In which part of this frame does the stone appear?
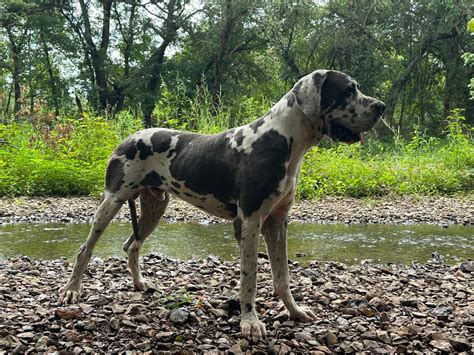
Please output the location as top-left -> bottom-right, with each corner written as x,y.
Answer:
54,307 -> 82,320
228,343 -> 242,354
377,330 -> 391,344
430,340 -> 453,352
16,332 -> 35,339
63,330 -> 81,342
449,337 -> 471,352
326,331 -> 338,346
169,308 -> 189,324
35,335 -> 49,350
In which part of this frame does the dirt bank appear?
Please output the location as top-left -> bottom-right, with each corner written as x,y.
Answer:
0,256 -> 472,353
1,195 -> 473,226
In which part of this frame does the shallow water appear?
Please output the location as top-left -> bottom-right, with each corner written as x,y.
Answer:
0,222 -> 472,264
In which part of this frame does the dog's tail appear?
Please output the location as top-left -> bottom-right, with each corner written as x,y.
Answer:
128,199 -> 139,240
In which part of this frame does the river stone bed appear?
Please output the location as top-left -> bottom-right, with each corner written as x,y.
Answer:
1,196 -> 473,225
1,255 -> 472,353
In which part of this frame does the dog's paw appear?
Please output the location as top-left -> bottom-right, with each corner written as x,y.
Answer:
240,319 -> 266,343
289,306 -> 317,322
134,279 -> 158,293
59,285 -> 80,304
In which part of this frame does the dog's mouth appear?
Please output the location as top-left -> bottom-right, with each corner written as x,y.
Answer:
328,122 -> 365,144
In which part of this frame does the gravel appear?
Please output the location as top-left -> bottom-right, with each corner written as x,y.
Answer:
1,195 -> 473,225
0,255 -> 472,353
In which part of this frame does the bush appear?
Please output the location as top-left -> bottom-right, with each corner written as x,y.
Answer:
0,107 -> 472,198
297,110 -> 473,198
0,113 -> 142,196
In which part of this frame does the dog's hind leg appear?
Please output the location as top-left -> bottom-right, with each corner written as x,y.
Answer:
262,211 -> 317,323
59,193 -> 125,303
126,188 -> 169,291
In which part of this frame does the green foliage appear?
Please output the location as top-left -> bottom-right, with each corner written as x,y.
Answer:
163,291 -> 193,310
297,110 -> 473,199
0,114 -> 142,196
154,78 -> 270,134
1,108 -> 472,198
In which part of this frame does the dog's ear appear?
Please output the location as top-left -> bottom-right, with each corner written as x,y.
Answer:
291,70 -> 327,122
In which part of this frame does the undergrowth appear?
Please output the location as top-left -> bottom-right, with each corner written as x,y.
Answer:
0,101 -> 472,198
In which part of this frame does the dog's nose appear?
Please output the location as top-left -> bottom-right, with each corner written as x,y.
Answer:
373,101 -> 385,115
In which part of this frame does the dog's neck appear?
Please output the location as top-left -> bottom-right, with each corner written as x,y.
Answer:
268,94 -> 325,150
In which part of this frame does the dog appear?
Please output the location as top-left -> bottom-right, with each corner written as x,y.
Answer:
59,69 -> 385,341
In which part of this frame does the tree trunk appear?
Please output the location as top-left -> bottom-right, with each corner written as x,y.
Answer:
40,31 -> 60,116
142,42 -> 170,127
6,27 -> 22,118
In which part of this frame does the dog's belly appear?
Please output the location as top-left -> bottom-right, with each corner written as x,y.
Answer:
171,190 -> 237,220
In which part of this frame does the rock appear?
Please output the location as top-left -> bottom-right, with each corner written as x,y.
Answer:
217,337 -> 230,349
449,337 -> 471,352
430,340 -> 453,352
228,343 -> 242,354
35,335 -> 49,350
16,332 -> 35,340
0,335 -> 21,348
459,261 -> 474,273
341,307 -> 358,316
326,331 -> 338,346
112,303 -> 125,313
109,317 -> 121,330
136,325 -> 151,336
169,308 -> 189,324
358,305 -> 376,317
155,332 -> 174,341
295,331 -> 312,341
379,312 -> 390,323
433,305 -> 451,320
400,298 -> 418,307
54,307 -> 82,320
377,330 -> 391,344
63,330 -> 81,342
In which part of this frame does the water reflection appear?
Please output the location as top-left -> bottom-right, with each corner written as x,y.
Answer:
0,222 -> 472,265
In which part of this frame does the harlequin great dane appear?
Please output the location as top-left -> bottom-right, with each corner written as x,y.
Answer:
59,69 -> 385,341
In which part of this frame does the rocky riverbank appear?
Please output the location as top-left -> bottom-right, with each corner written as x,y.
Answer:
1,195 -> 473,225
1,255 -> 473,353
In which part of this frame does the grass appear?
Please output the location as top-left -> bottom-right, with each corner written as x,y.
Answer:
0,106 -> 472,198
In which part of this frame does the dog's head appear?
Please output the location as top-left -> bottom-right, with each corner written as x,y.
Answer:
292,70 -> 385,143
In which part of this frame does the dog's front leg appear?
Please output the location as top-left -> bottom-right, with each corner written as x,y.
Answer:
262,213 -> 317,322
239,218 -> 266,342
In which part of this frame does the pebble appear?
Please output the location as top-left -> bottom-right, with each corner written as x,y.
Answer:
1,256 -> 472,353
1,196 -> 472,226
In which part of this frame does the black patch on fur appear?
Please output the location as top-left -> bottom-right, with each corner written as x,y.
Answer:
106,158 -> 125,192
312,72 -> 325,90
320,71 -> 353,111
171,187 -> 180,195
169,129 -> 291,218
184,192 -> 193,197
286,92 -> 295,107
167,149 -> 175,158
151,130 -> 172,153
140,171 -> 163,187
245,303 -> 252,313
115,138 -> 137,160
239,130 -> 292,217
233,218 -> 242,241
137,139 -> 153,160
249,118 -> 265,133
329,121 -> 360,143
234,129 -> 244,146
